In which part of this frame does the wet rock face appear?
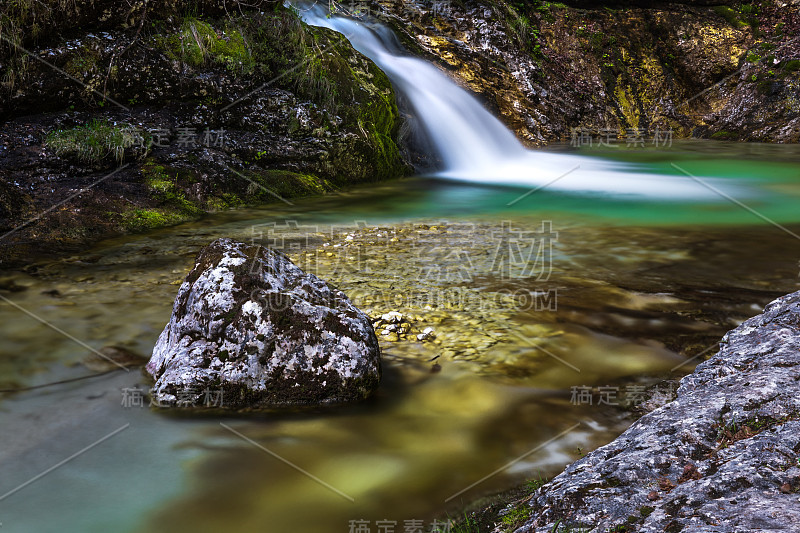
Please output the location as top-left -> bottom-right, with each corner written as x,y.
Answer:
0,5 -> 410,266
146,238 -> 382,408
375,0 -> 799,143
521,290 -> 800,532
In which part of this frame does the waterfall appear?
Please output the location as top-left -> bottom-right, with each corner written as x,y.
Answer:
298,4 -> 733,200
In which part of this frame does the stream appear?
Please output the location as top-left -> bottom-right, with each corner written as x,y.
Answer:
2,6 -> 800,533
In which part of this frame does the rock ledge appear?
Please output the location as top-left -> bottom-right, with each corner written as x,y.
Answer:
521,291 -> 800,532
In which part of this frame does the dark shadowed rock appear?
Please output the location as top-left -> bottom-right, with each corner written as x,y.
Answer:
520,290 -> 800,532
146,238 -> 381,408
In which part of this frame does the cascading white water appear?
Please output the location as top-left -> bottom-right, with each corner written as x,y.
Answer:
298,4 -> 733,200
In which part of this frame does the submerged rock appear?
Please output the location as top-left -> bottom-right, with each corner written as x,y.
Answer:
81,346 -> 148,372
146,238 -> 381,408
519,291 -> 800,532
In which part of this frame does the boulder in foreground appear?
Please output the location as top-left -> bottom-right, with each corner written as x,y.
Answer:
146,238 -> 381,408
520,291 -> 800,532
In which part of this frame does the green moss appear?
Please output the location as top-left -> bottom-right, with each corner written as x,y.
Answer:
121,208 -> 185,232
207,193 -> 243,211
501,505 -> 531,530
712,6 -> 749,29
347,62 -> 404,181
756,79 -> 775,94
64,46 -> 100,78
746,52 -> 761,63
45,119 -> 148,163
141,163 -> 203,216
241,169 -> 331,200
154,7 -> 405,182
711,130 -> 736,140
782,60 -> 800,72
159,16 -> 254,73
613,78 -> 640,129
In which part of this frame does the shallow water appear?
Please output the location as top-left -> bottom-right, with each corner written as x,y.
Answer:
1,144 -> 800,533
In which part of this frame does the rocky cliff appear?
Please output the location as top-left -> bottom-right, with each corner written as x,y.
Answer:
0,0 -> 409,265
372,0 -> 800,144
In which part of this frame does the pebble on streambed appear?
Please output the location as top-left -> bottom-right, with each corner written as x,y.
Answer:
370,310 -> 438,344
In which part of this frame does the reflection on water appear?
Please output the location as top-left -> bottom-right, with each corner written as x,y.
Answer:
1,145 -> 799,533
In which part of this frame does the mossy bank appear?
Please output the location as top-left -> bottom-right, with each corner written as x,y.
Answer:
0,0 -> 409,266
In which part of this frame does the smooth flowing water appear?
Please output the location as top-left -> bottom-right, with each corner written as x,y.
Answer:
1,8 -> 800,533
299,5 -> 745,200
1,143 -> 800,533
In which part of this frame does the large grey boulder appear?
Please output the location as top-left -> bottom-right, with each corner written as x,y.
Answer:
146,238 -> 381,408
520,291 -> 800,533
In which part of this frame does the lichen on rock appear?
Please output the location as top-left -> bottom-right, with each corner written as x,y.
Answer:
517,290 -> 800,532
146,238 -> 382,408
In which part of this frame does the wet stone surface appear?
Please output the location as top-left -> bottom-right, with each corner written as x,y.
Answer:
519,290 -> 800,533
146,238 -> 382,408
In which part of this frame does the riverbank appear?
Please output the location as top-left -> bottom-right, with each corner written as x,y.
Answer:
3,1 -> 799,268
452,290 -> 800,533
0,1 -> 409,267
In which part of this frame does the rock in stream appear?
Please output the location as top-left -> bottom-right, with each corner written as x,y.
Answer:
146,238 -> 381,408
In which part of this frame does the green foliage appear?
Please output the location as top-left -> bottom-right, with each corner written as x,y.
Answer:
241,10 -> 340,109
142,164 -> 203,216
159,16 -> 254,72
153,8 -> 338,106
739,4 -> 757,16
588,31 -> 605,52
121,208 -> 184,231
45,119 -> 148,163
746,52 -> 761,63
0,0 -> 50,59
64,46 -> 100,78
506,6 -> 542,60
501,505 -> 532,530
525,473 -> 549,492
442,513 -> 479,533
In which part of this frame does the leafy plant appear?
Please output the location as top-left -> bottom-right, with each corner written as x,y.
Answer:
525,473 -> 549,492
45,119 -> 148,163
440,512 -> 479,533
